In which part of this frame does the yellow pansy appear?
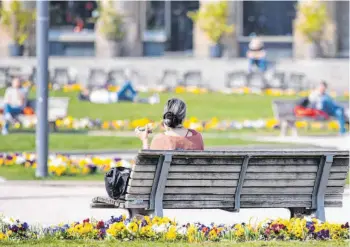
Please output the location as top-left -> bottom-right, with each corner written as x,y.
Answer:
165,226 -> 177,241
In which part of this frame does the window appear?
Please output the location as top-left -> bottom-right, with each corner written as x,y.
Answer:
146,1 -> 165,30
243,1 -> 296,36
49,1 -> 98,30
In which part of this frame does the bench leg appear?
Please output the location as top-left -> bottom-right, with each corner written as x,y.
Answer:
280,120 -> 288,137
315,206 -> 326,222
49,121 -> 58,132
289,207 -> 315,219
291,124 -> 298,137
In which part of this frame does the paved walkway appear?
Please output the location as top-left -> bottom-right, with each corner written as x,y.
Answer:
252,135 -> 349,150
0,183 -> 349,226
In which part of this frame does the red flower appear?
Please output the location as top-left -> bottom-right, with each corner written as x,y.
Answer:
278,224 -> 285,230
96,220 -> 105,229
83,218 -> 90,224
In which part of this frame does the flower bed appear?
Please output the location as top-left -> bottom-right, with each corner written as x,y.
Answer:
0,215 -> 349,242
0,116 -> 343,132
0,153 -> 132,177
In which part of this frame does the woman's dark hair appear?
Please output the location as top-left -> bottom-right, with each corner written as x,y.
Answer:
163,98 -> 186,128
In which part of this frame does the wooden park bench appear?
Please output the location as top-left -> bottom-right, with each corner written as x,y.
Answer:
273,100 -> 349,136
0,97 -> 70,131
91,150 -> 349,221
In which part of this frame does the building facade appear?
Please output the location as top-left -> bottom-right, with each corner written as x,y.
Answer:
0,0 -> 348,58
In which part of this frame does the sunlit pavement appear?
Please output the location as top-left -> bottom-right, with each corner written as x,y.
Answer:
0,183 -> 349,226
252,135 -> 350,150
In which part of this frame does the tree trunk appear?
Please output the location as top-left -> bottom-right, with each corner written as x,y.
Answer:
305,41 -> 323,59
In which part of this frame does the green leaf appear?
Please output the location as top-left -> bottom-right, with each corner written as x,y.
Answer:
0,0 -> 36,44
188,1 -> 234,43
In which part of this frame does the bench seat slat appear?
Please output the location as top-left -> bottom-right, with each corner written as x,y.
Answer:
247,165 -> 348,173
133,165 -> 347,173
130,172 -> 346,180
171,158 -> 243,165
129,179 -> 239,187
131,171 -> 241,180
333,158 -> 350,166
127,186 -> 345,195
134,165 -> 242,173
125,194 -> 342,202
128,179 -> 346,188
136,157 -> 245,165
139,150 -> 350,156
139,150 -> 349,157
122,200 -> 341,209
248,158 -> 319,165
248,165 -> 318,172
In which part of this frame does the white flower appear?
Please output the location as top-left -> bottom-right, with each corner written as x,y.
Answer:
49,157 -> 66,167
53,84 -> 61,91
29,154 -> 36,161
119,160 -> 132,169
15,156 -> 26,165
177,226 -> 187,235
152,223 -> 168,233
243,120 -> 253,128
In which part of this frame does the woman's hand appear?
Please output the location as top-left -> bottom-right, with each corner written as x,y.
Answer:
135,125 -> 149,141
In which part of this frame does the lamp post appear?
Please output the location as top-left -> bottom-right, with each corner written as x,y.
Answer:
35,0 -> 49,178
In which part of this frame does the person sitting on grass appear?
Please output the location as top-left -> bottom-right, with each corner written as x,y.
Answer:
135,98 -> 204,150
2,78 -> 29,135
78,80 -> 159,105
306,81 -> 348,135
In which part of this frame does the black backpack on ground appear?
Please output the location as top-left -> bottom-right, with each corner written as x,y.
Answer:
104,167 -> 131,200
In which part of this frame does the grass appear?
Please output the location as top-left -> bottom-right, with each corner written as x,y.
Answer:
0,240 -> 348,247
0,166 -> 105,180
1,88 -> 294,121
0,133 -> 270,152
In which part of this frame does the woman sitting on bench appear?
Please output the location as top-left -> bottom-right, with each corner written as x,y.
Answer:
135,98 -> 204,150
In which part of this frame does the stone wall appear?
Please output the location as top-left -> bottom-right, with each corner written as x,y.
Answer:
0,57 -> 348,93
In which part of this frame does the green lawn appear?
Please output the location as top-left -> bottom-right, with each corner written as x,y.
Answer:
1,88 -> 293,121
0,166 -> 105,180
0,133 -> 270,152
1,240 -> 348,247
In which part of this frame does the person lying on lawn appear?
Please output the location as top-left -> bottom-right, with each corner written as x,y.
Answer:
135,98 -> 204,150
78,81 -> 159,105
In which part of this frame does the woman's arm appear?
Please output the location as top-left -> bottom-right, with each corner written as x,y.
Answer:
142,139 -> 149,149
136,125 -> 150,149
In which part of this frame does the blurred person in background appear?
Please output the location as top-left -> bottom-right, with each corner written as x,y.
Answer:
246,37 -> 267,73
307,81 -> 348,135
2,78 -> 29,135
79,69 -> 159,105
